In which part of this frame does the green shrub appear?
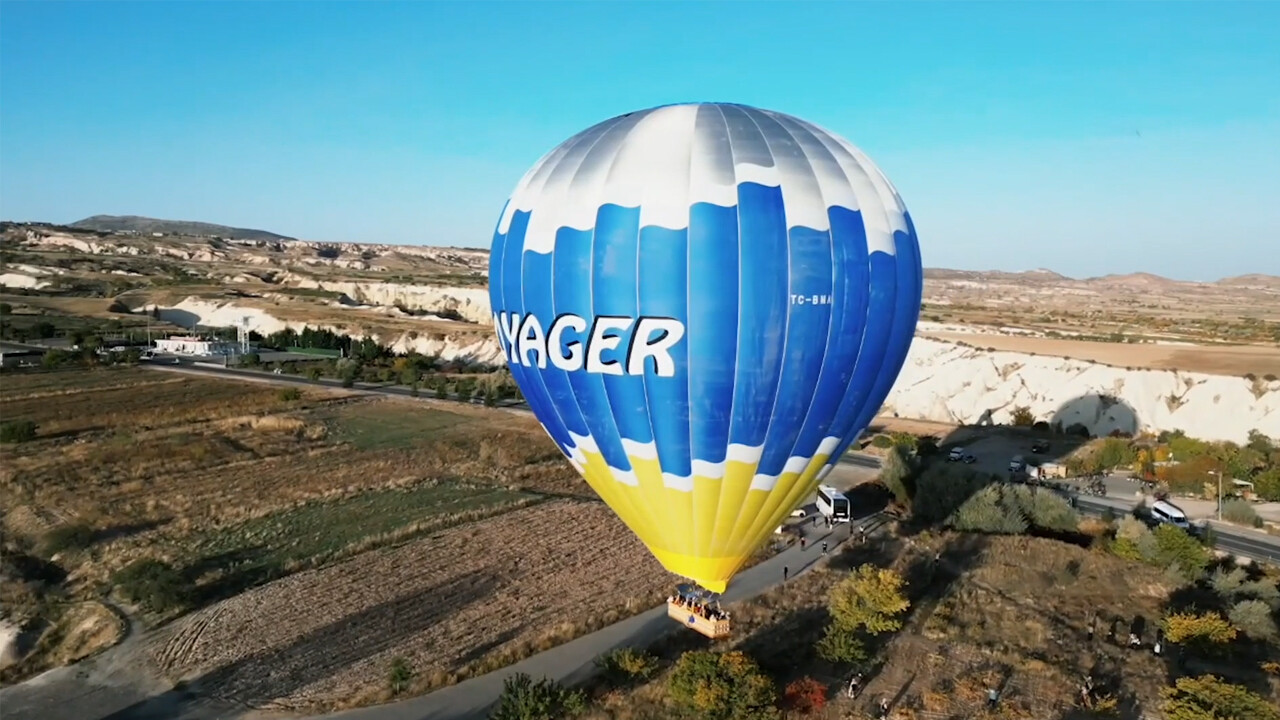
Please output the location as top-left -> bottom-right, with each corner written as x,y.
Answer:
277,387 -> 302,402
815,624 -> 867,665
42,523 -> 95,555
668,651 -> 779,720
1152,524 -> 1210,581
388,656 -> 413,696
950,485 -> 1028,534
112,558 -> 188,614
0,419 -> 38,444
596,647 -> 659,685
1220,499 -> 1260,527
870,434 -> 893,449
1228,600 -> 1278,641
489,673 -> 585,720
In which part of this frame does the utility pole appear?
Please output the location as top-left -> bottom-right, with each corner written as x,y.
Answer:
1211,469 -> 1222,521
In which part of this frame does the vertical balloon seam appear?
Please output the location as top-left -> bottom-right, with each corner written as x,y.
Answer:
829,146 -> 919,461
639,106 -> 697,555
726,109 -> 860,556
799,119 -> 896,473
534,124 -> 651,534
517,128 -> 603,461
757,112 -> 839,522
719,105 -> 763,568
700,102 -> 740,564
593,114 -> 679,555
771,114 -> 849,491
744,117 -> 842,550
675,113 -> 706,561
724,105 -> 798,564
520,122 -> 612,463
718,108 -> 798,560
587,118 -> 672,551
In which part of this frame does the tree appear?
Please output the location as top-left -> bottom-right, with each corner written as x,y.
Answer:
828,565 -> 910,635
388,656 -> 413,696
1161,674 -> 1280,720
1010,406 -> 1035,426
668,651 -> 780,720
913,465 -> 987,524
878,445 -> 913,506
1162,611 -> 1238,646
782,677 -> 827,715
489,673 -> 585,720
1096,437 -> 1136,469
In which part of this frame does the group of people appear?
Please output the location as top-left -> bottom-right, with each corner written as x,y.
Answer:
668,594 -> 730,622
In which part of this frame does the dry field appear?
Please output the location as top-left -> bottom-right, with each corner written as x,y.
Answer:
146,500 -> 668,710
1,368 -> 583,552
1,366 -> 634,690
921,330 -> 1280,377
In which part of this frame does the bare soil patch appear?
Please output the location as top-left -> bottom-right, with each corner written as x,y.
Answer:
147,500 -> 668,711
921,331 -> 1280,376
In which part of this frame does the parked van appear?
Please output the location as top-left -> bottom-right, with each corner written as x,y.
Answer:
1150,500 -> 1190,530
1009,455 -> 1026,473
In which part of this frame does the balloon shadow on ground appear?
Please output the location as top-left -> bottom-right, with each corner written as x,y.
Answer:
870,392 -> 1144,541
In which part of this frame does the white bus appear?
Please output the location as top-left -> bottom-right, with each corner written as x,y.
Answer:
816,485 -> 851,523
1150,500 -> 1190,530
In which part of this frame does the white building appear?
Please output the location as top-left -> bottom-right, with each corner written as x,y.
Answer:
153,336 -> 237,356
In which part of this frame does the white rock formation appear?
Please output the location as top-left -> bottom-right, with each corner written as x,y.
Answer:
886,339 -> 1279,444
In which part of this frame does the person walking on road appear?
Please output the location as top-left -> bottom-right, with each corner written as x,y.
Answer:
821,541 -> 828,556
783,565 -> 789,582
800,537 -> 807,550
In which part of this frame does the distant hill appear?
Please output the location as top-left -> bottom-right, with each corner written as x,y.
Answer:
70,215 -> 295,242
1216,274 -> 1280,289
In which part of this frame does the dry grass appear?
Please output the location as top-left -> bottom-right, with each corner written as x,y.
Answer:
146,500 -> 669,710
581,533 -> 1278,720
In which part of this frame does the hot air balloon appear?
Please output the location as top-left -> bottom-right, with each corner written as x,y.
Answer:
489,102 -> 921,596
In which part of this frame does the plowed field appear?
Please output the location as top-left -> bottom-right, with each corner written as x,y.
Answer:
148,500 -> 669,710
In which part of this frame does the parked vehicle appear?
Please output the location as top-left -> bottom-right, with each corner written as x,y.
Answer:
1009,455 -> 1026,473
1031,439 -> 1050,454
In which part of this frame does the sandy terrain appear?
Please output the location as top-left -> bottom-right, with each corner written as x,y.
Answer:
922,331 -> 1280,376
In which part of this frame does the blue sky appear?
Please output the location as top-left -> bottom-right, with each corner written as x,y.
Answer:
2,1 -> 1277,281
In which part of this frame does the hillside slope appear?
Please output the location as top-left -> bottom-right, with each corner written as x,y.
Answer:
71,215 -> 294,242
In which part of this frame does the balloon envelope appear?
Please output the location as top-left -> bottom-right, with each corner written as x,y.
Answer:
489,103 -> 921,592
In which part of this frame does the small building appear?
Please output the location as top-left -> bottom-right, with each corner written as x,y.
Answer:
153,336 -> 238,356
